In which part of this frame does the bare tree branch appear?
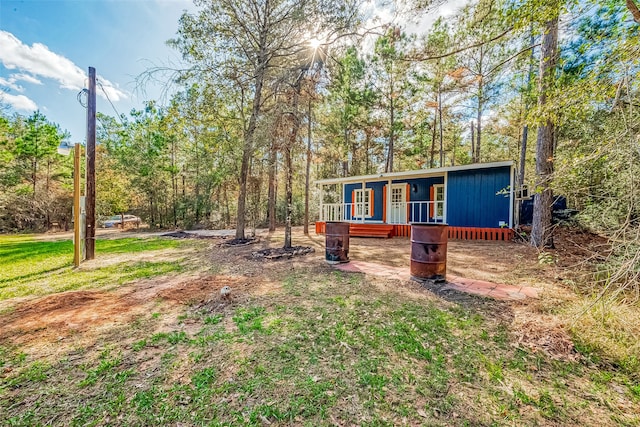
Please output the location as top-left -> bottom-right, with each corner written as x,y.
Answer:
406,28 -> 512,62
485,42 -> 541,76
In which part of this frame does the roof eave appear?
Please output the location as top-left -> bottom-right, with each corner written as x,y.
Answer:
314,161 -> 514,186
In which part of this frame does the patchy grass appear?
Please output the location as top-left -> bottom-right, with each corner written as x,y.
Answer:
569,299 -> 640,378
1,264 -> 639,426
0,235 -> 194,301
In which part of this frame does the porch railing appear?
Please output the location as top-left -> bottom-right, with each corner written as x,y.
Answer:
321,203 -> 366,223
320,201 -> 445,224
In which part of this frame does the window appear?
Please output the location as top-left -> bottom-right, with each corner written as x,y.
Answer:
353,188 -> 373,218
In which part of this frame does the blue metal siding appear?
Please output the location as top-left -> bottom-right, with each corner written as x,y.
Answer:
344,181 -> 385,221
446,166 -> 511,227
391,177 -> 444,201
392,177 -> 444,222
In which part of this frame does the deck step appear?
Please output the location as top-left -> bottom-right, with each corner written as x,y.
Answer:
349,224 -> 394,238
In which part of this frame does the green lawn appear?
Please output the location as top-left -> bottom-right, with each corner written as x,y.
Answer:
0,235 -> 192,301
0,236 -> 638,426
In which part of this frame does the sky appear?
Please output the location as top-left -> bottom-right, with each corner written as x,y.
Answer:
0,0 -> 467,143
0,0 -> 193,142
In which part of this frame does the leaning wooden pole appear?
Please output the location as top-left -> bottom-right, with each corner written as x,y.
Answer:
85,67 -> 97,260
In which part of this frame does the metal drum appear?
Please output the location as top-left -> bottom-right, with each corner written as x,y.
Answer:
325,221 -> 350,264
410,223 -> 448,282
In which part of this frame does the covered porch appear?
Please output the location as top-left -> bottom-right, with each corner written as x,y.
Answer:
315,162 -> 515,240
318,173 -> 447,223
316,169 -> 447,238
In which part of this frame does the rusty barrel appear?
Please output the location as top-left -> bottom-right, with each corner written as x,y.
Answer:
325,221 -> 350,264
410,223 -> 448,282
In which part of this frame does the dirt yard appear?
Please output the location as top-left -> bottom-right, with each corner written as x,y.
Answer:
1,226 -> 637,426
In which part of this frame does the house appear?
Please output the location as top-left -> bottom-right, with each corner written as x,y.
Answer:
315,161 -> 515,240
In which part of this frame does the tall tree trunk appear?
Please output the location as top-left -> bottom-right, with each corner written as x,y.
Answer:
149,195 -> 154,228
304,96 -> 312,234
365,130 -> 371,174
171,138 -> 178,228
531,8 -> 559,249
519,126 -> 530,186
181,169 -> 186,223
451,135 -> 456,166
267,141 -> 277,232
438,88 -> 444,167
474,48 -> 485,164
32,158 -> 36,196
430,103 -> 438,168
518,28 -> 536,189
284,87 -> 300,249
223,182 -> 231,227
470,121 -> 475,161
194,132 -> 200,223
517,29 -> 536,227
387,80 -> 395,173
45,159 -> 51,229
475,92 -> 482,163
284,144 -> 294,248
236,38 -> 267,239
343,128 -> 349,177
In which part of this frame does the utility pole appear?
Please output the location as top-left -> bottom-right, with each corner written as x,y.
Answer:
85,67 -> 96,260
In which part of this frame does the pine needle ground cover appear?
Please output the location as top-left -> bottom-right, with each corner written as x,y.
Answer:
0,231 -> 638,426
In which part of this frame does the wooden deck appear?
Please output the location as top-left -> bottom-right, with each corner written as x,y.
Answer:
316,222 -> 395,238
315,222 -> 514,241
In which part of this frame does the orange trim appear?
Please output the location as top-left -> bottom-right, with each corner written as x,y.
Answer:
406,183 -> 410,222
351,190 -> 355,217
336,224 -> 515,241
382,186 -> 387,222
370,188 -> 374,217
429,186 -> 435,218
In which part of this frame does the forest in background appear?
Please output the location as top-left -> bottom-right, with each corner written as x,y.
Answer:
1,0 -> 639,292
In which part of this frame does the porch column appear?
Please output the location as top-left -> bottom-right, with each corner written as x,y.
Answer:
319,185 -> 324,221
342,183 -> 346,221
386,179 -> 392,224
509,165 -> 514,228
443,172 -> 448,224
361,181 -> 366,223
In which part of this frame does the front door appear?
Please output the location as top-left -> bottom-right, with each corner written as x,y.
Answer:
390,184 -> 406,224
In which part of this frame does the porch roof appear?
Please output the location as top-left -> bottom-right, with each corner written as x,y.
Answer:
315,161 -> 514,186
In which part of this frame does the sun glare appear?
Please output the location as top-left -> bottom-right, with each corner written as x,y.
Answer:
309,37 -> 323,50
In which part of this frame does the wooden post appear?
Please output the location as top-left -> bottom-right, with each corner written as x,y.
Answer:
73,143 -> 81,267
387,179 -> 392,224
85,67 -> 96,260
319,185 -> 324,222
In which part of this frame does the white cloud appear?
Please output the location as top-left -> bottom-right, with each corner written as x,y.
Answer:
0,76 -> 24,92
0,91 -> 37,111
12,73 -> 43,85
0,30 -> 127,102
0,72 -> 43,93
